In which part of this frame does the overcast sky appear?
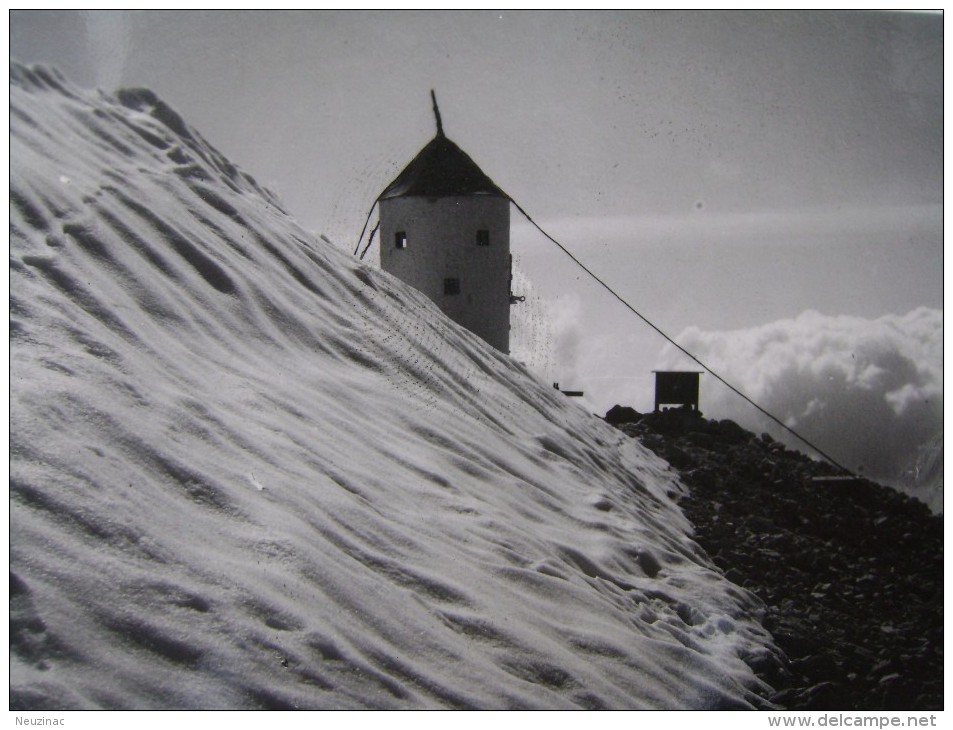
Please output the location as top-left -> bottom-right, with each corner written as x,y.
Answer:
11,11 -> 942,225
9,10 -> 944,479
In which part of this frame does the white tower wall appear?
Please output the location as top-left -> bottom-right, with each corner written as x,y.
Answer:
380,195 -> 511,353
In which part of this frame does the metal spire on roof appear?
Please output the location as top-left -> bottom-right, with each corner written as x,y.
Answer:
430,89 -> 444,137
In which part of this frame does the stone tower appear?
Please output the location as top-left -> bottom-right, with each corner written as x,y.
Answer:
378,93 -> 512,353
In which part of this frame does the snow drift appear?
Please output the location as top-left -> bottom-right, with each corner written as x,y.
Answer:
9,63 -> 778,710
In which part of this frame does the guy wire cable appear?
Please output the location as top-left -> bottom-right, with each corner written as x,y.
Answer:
508,196 -> 855,477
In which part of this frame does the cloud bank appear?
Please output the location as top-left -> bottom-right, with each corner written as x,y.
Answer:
510,264 -> 589,394
657,308 -> 943,488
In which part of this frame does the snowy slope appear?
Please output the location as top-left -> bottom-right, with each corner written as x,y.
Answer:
9,63 -> 778,710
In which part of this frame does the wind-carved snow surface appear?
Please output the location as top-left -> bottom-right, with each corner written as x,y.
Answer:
10,64 -> 779,710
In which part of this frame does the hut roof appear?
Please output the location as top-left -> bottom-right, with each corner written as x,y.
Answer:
378,133 -> 508,201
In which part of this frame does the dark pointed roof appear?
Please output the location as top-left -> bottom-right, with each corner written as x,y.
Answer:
378,132 -> 508,201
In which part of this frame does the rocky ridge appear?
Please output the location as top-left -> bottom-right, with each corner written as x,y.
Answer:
606,406 -> 943,711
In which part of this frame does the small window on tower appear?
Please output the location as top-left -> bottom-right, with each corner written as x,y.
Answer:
476,229 -> 490,246
395,231 -> 408,249
444,277 -> 461,296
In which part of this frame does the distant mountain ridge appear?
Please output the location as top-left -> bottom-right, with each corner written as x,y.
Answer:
895,431 -> 943,514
